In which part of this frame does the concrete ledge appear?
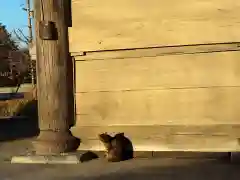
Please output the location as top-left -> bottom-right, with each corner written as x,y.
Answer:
11,155 -> 80,164
79,150 -> 229,159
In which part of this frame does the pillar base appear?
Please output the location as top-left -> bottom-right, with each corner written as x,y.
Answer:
11,155 -> 80,164
32,130 -> 80,155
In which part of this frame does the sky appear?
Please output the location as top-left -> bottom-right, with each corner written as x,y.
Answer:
0,0 -> 31,47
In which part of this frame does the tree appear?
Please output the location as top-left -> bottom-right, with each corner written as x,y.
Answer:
0,23 -> 19,50
0,23 -> 32,88
12,28 -> 37,86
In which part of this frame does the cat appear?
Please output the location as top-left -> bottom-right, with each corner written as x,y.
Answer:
98,132 -> 133,162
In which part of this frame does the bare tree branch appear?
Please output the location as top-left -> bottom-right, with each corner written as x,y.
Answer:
12,28 -> 30,45
17,28 -> 29,42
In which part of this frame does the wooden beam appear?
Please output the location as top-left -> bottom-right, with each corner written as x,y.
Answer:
72,42 -> 240,61
33,0 -> 79,154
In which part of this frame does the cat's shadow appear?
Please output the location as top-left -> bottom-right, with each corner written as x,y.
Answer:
80,151 -> 99,162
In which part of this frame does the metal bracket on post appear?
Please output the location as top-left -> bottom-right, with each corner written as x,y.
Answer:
39,21 -> 57,40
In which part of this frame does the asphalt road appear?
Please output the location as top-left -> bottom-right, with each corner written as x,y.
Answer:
0,92 -> 24,101
0,84 -> 32,94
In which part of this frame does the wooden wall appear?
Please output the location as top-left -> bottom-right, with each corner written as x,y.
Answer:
69,0 -> 240,52
69,0 -> 240,152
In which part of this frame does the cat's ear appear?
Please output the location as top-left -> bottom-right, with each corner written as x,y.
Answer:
98,133 -> 113,143
98,133 -> 113,150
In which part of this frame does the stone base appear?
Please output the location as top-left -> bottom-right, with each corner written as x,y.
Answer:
32,130 -> 81,155
11,155 -> 80,164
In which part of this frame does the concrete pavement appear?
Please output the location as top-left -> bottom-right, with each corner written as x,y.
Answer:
0,139 -> 239,180
0,156 -> 239,180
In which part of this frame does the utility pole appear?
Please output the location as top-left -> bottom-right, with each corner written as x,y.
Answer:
26,0 -> 33,43
32,0 -> 79,155
23,0 -> 35,86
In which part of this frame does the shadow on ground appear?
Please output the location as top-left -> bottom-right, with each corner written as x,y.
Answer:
60,159 -> 240,180
0,100 -> 39,142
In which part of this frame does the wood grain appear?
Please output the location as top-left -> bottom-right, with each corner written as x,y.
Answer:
69,0 -> 240,52
75,51 -> 240,93
34,0 -> 72,130
75,87 -> 240,126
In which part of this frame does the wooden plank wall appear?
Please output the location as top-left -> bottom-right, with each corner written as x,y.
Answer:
69,0 -> 240,151
69,0 -> 240,52
74,51 -> 240,126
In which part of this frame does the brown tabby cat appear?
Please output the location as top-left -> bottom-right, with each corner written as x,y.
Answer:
98,132 -> 133,162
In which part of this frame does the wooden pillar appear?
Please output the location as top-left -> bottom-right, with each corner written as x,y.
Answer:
33,0 -> 79,154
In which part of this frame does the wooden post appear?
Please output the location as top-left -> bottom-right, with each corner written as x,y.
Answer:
33,0 -> 79,154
